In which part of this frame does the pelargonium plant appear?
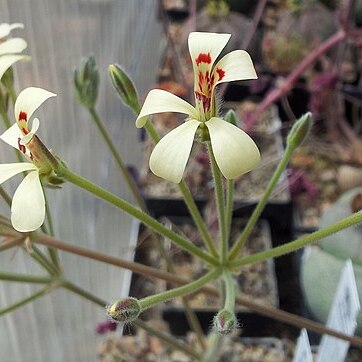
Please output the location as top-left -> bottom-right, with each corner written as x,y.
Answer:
0,26 -> 361,359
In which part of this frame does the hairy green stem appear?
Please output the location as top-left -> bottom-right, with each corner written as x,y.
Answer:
179,181 -> 218,257
30,245 -> 59,276
42,192 -> 61,272
89,107 -> 146,209
57,166 -> 217,265
223,271 -> 235,312
229,211 -> 362,269
202,332 -> 223,362
144,121 -> 161,143
61,280 -> 107,306
0,236 -> 24,252
225,179 -> 234,242
0,284 -> 55,318
0,271 -> 54,284
207,142 -> 227,263
157,225 -> 206,351
229,146 -> 294,259
139,268 -> 222,310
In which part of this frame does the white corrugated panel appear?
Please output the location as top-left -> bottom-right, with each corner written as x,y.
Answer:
0,1 -> 162,361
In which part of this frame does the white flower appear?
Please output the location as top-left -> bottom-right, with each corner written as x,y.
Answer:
0,87 -> 56,232
136,32 -> 260,183
0,22 -> 28,80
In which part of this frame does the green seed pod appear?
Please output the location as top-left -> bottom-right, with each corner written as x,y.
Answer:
107,297 -> 142,323
108,64 -> 140,114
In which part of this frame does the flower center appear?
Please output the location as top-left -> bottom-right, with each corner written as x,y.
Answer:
194,52 -> 225,121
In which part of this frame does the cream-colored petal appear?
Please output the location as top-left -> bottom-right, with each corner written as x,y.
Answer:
188,32 -> 231,70
14,87 -> 56,122
0,23 -> 24,38
0,123 -> 24,147
206,117 -> 260,179
0,54 -> 28,80
11,170 -> 45,232
136,89 -> 198,128
0,123 -> 32,158
212,50 -> 257,88
149,119 -> 200,183
0,163 -> 37,185
0,38 -> 27,55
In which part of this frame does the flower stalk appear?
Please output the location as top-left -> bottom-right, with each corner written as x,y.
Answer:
0,271 -> 54,284
229,113 -> 312,259
139,268 -> 222,310
229,210 -> 362,269
207,142 -> 227,263
0,284 -> 55,318
55,165 -> 218,265
88,107 -> 147,210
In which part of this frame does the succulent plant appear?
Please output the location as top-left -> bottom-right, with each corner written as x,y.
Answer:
301,188 -> 362,335
301,246 -> 362,335
319,188 -> 362,263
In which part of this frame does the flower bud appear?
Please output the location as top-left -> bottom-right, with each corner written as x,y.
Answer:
224,109 -> 238,127
108,64 -> 140,114
287,112 -> 313,149
74,55 -> 99,109
213,309 -> 237,335
107,297 -> 141,323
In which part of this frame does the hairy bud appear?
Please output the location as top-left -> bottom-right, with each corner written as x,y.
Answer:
107,297 -> 142,323
213,309 -> 237,335
108,64 -> 140,114
74,55 -> 99,109
287,112 -> 313,149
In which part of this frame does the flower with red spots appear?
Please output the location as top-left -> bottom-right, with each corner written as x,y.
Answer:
0,22 -> 28,80
0,87 -> 56,232
136,32 -> 260,183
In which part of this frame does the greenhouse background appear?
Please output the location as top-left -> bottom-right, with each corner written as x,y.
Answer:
0,1 -> 162,361
1,0 -> 362,361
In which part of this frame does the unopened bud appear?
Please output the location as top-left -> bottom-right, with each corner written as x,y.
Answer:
224,109 -> 238,126
213,309 -> 237,335
74,55 -> 99,109
107,297 -> 141,323
108,64 -> 140,114
287,112 -> 313,149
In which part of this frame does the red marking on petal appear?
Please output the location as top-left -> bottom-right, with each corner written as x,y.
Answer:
216,68 -> 225,81
196,53 -> 211,66
22,127 -> 29,135
19,111 -> 27,122
17,138 -> 26,154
